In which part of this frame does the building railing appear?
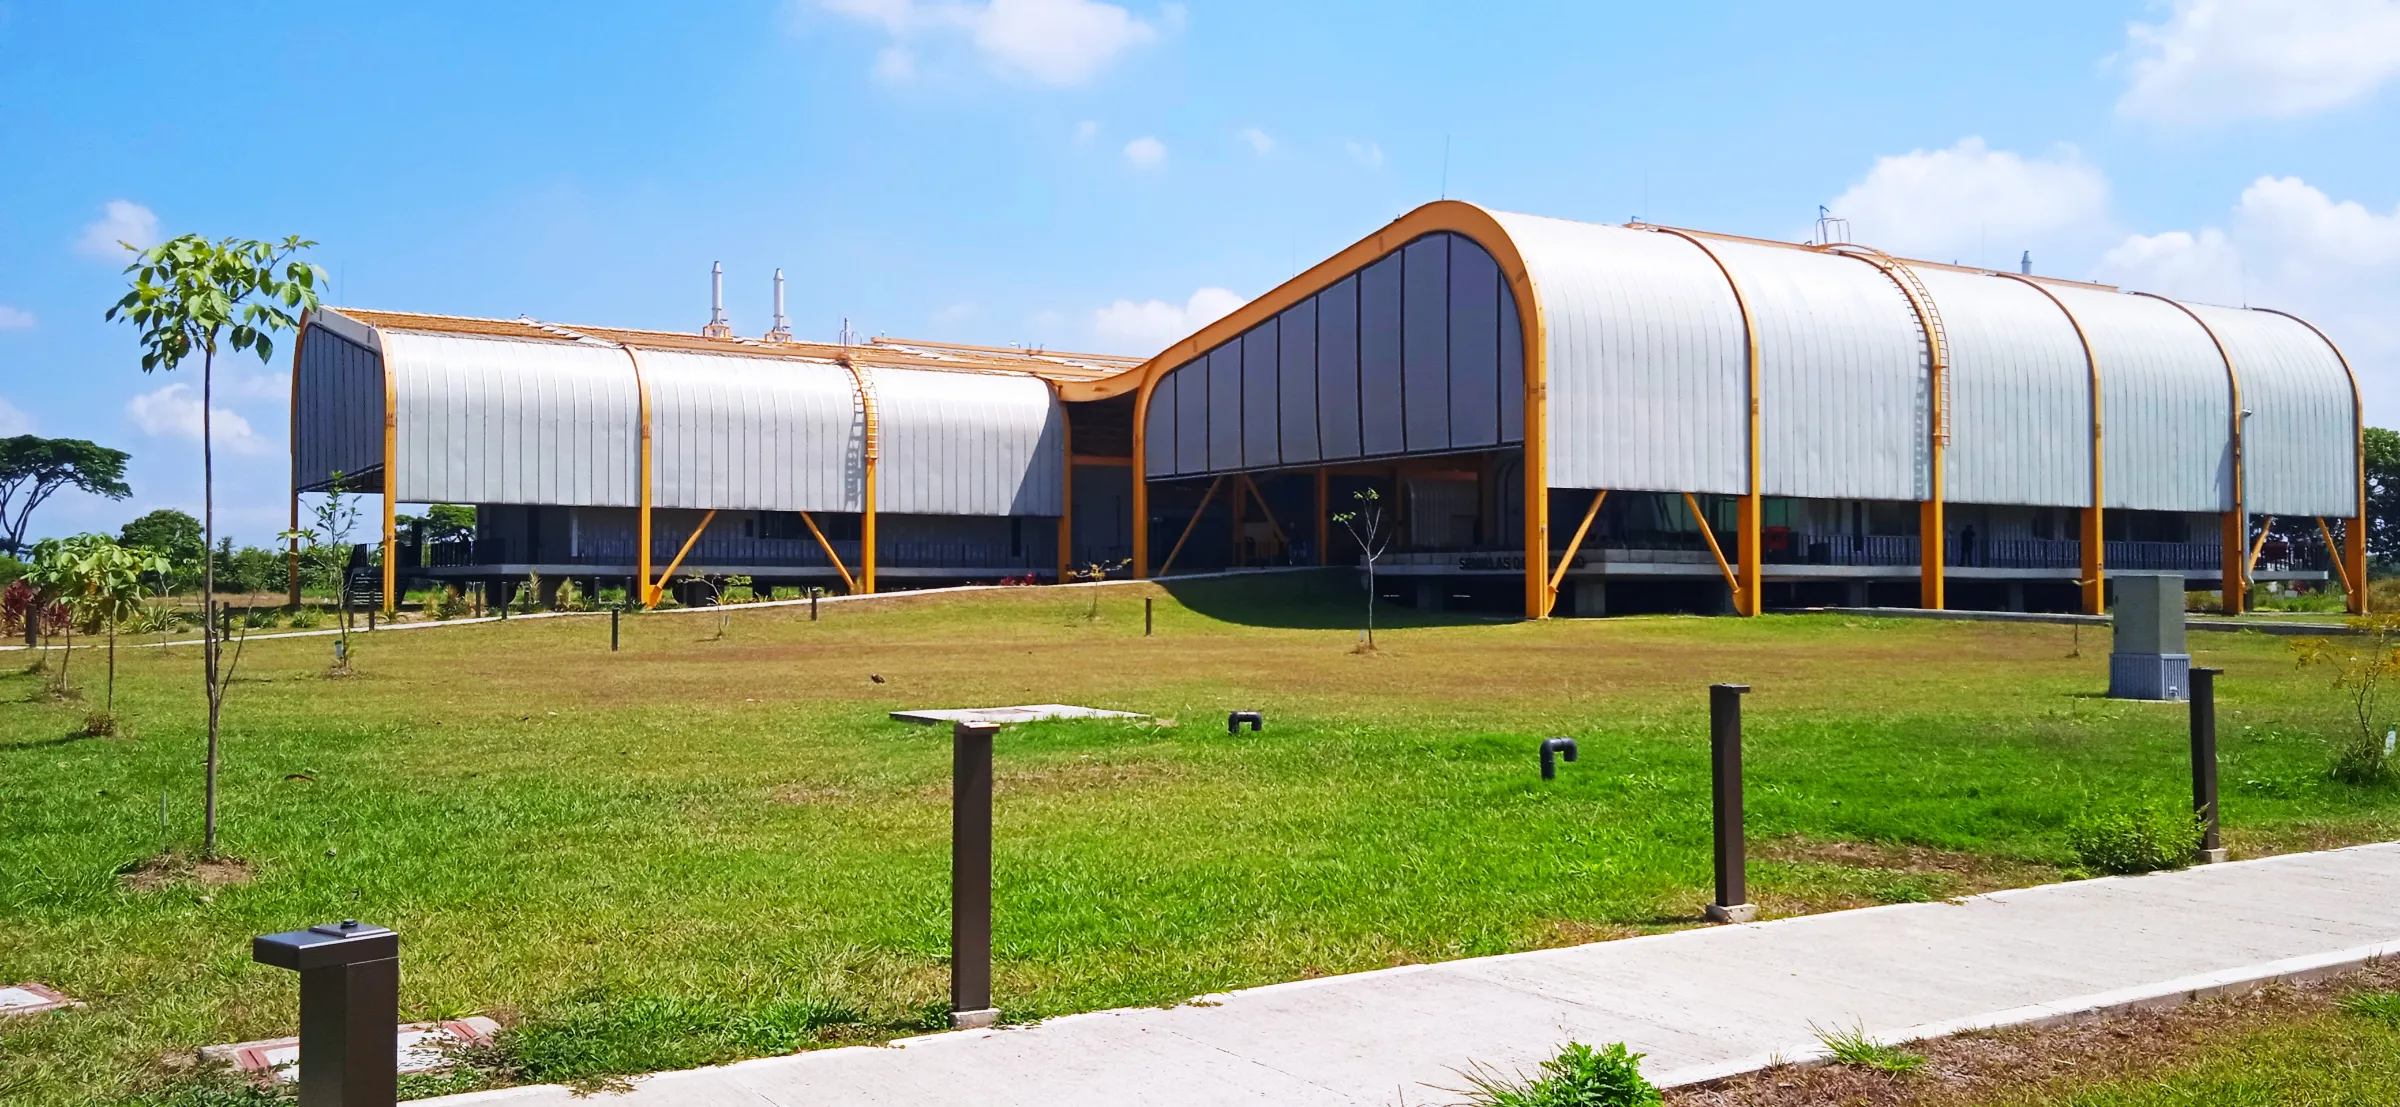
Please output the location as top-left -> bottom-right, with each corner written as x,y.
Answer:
421,536 -> 1044,571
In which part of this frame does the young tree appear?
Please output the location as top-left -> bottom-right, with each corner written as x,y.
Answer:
46,534 -> 164,718
281,473 -> 362,666
1332,488 -> 1393,650
0,435 -> 132,557
21,538 -> 76,692
109,234 -> 320,857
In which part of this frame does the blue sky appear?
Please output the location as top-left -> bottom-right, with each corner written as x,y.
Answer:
4,0 -> 2399,544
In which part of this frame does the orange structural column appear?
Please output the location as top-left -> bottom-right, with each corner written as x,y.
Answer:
2348,518 -> 2370,614
2221,512 -> 2246,615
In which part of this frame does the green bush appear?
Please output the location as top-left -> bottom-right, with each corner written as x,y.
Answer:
2067,802 -> 2201,874
286,605 -> 324,630
1462,1041 -> 1660,1107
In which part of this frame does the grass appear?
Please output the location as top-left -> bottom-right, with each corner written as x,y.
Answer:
4,571 -> 2398,1105
1459,1041 -> 1661,1107
1813,1023 -> 1929,1074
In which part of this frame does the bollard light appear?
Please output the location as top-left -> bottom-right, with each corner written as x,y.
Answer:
252,920 -> 398,1107
610,607 -> 620,652
1144,597 -> 1153,637
811,592 -> 819,622
2191,668 -> 2227,863
951,720 -> 998,1029
1705,684 -> 1755,924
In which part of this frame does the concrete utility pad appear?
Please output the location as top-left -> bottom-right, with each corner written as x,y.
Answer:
203,1017 -> 500,1082
890,704 -> 1147,726
0,983 -> 76,1016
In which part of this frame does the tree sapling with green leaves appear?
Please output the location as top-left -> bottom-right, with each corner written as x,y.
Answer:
281,472 -> 363,672
110,233 -> 321,857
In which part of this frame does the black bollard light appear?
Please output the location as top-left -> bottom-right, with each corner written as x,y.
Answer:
811,592 -> 819,622
367,607 -> 376,632
610,607 -> 620,652
253,920 -> 398,1107
1144,597 -> 1153,637
1227,711 -> 1263,734
951,720 -> 998,1029
2191,667 -> 2227,863
1705,683 -> 1755,923
1539,736 -> 1578,780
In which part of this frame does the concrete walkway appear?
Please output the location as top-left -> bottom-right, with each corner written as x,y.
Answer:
432,843 -> 2400,1106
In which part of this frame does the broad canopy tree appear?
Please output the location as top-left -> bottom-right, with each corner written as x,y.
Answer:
0,435 -> 132,557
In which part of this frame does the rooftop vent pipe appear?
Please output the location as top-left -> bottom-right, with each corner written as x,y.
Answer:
702,261 -> 732,339
766,268 -> 792,342
2021,250 -> 2032,276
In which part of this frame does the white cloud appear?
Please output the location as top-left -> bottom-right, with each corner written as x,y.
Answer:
126,382 -> 272,456
0,305 -> 32,330
1090,286 -> 1244,354
821,0 -> 1163,85
77,199 -> 159,259
1825,137 -> 2110,260
1122,135 -> 1165,168
1235,127 -> 1273,155
2097,176 -> 2400,424
1074,119 -> 1099,145
2116,0 -> 2400,124
873,45 -> 917,81
1345,139 -> 1384,168
0,397 -> 31,436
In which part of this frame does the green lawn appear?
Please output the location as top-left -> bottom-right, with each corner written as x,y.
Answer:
3,572 -> 2396,1105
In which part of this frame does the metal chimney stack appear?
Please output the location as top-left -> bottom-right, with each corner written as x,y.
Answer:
2021,250 -> 2032,276
702,261 -> 732,338
766,268 -> 793,342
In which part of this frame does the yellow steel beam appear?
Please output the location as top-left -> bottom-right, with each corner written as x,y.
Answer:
1545,489 -> 1607,616
1683,492 -> 1743,603
381,336 -> 398,614
646,509 -> 716,608
1156,475 -> 1224,578
798,510 -> 857,594
2317,517 -> 2358,599
2247,515 -> 2276,577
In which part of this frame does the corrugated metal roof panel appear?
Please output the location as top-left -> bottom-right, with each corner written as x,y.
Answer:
642,349 -> 864,513
870,366 -> 1063,516
1490,212 -> 1747,494
1706,237 -> 1929,502
2048,287 -> 2234,513
1911,268 -> 2093,508
383,331 -> 643,507
2182,303 -> 2357,518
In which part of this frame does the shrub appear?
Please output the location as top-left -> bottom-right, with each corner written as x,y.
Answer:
1814,1024 -> 1926,1074
2067,802 -> 2201,875
242,608 -> 276,629
429,589 -> 469,620
287,605 -> 324,630
1459,1041 -> 1660,1107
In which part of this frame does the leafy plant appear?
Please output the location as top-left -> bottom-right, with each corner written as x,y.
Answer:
1332,487 -> 1392,651
287,604 -> 324,630
1067,558 -> 1131,620
281,471 -> 363,671
2067,802 -> 2202,874
110,231 -> 320,858
1455,1041 -> 1661,1107
2339,989 -> 2400,1027
1813,1023 -> 1927,1075
429,588 -> 470,621
2292,614 -> 2400,784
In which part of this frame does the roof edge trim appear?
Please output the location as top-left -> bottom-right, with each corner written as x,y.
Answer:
308,307 -> 384,354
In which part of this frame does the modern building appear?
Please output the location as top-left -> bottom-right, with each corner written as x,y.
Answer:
292,200 -> 2367,618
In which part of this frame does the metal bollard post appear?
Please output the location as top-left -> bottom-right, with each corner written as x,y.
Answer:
1144,597 -> 1153,637
951,720 -> 998,1029
367,607 -> 376,632
1705,684 -> 1755,923
610,607 -> 620,652
811,592 -> 819,622
2191,667 -> 2227,863
253,920 -> 398,1107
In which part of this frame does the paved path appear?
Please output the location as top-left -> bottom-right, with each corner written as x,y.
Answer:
433,843 -> 2400,1106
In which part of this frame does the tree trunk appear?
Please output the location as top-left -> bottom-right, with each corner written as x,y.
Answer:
202,344 -> 221,858
58,620 -> 71,690
106,625 -> 117,714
